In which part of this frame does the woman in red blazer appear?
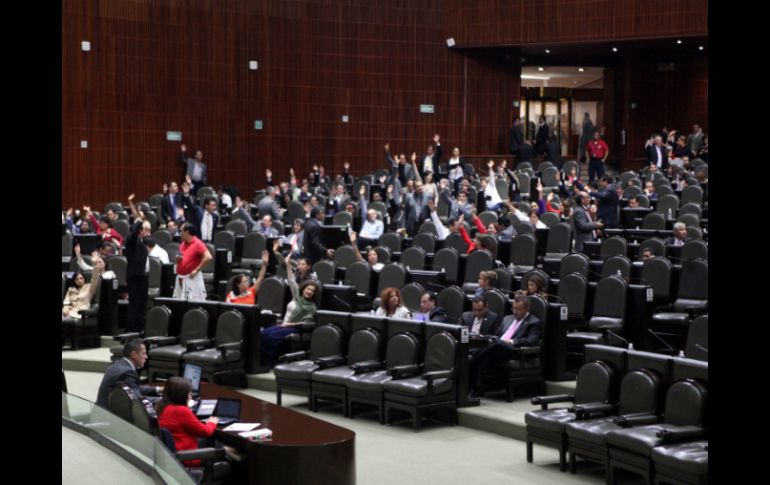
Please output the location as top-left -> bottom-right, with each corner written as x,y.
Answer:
156,377 -> 219,465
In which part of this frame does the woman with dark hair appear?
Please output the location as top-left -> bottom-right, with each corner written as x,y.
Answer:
260,253 -> 322,366
517,272 -> 548,299
156,377 -> 218,466
62,256 -> 105,319
375,287 -> 411,318
226,250 -> 269,304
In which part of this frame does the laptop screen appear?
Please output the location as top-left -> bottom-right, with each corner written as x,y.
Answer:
214,398 -> 242,419
183,363 -> 202,394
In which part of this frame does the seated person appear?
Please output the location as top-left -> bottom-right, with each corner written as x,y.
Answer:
414,291 -> 449,322
375,287 -> 411,319
226,250 -> 269,304
468,295 -> 542,397
516,273 -> 548,299
462,296 -> 501,337
280,219 -> 305,259
272,240 -> 318,285
529,211 -> 547,229
260,253 -> 321,367
475,270 -> 497,298
357,185 -> 384,248
641,248 -> 655,261
96,339 -> 162,408
349,232 -> 384,271
156,376 -> 219,466
63,256 -> 105,320
665,222 -> 691,246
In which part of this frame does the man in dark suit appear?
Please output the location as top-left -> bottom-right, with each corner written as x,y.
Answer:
179,144 -> 208,194
416,291 -> 450,323
571,192 -> 603,252
535,115 -> 550,156
646,135 -> 669,170
589,175 -> 620,229
664,222 -> 691,246
96,340 -> 160,408
303,206 -> 333,264
192,196 -> 220,243
461,297 -> 500,336
161,181 -> 184,224
125,195 -> 152,333
469,295 -> 542,397
509,117 -> 524,157
419,134 -> 444,178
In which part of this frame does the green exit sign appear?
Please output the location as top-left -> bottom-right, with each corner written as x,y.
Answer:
254,120 -> 264,130
166,131 -> 182,141
420,104 -> 435,114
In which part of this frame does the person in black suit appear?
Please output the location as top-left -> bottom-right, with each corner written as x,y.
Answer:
645,135 -> 670,170
535,115 -> 550,156
461,297 -> 500,336
419,134 -> 444,178
509,117 -> 524,157
303,206 -> 333,264
469,295 -> 542,397
96,340 -> 161,408
191,196 -> 220,243
126,195 -> 152,332
161,181 -> 184,224
571,192 -> 603,252
664,222 -> 691,246
416,291 -> 450,322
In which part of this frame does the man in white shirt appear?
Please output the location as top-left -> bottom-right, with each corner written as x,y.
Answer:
198,197 -> 218,243
478,160 -> 503,211
144,237 -> 170,264
420,133 -> 443,178
357,192 -> 384,249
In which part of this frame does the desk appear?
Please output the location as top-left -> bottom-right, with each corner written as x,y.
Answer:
201,382 -> 356,485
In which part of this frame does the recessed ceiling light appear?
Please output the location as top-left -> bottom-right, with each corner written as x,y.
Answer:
698,46 -> 704,50
573,81 -> 578,84
612,47 -> 618,52
545,49 -> 550,54
538,67 -> 544,71
578,68 -> 585,72
676,40 -> 682,44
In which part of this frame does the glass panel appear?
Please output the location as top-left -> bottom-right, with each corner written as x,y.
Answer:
529,101 -> 543,140
560,99 -> 570,155
543,101 -> 559,147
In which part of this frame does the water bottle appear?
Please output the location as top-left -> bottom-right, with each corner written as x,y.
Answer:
667,208 -> 672,220
628,343 -> 634,350
616,269 -> 622,277
678,350 -> 685,358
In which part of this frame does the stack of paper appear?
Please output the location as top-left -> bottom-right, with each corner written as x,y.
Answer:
222,422 -> 260,432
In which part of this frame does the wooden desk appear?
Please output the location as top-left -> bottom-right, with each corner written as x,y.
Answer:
200,382 -> 355,485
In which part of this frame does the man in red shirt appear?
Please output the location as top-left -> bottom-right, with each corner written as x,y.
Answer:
585,130 -> 609,184
173,223 -> 212,301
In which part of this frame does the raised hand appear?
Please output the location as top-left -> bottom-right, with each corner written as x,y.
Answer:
312,163 -> 319,172
350,231 -> 357,243
262,249 -> 270,261
343,161 -> 350,170
433,133 -> 440,143
500,160 -> 507,169
289,168 -> 295,176
266,169 -> 272,178
128,193 -> 135,202
384,143 -> 390,152
427,199 -> 436,212
180,144 -> 187,152
387,184 -> 394,195
74,244 -> 81,256
83,205 -> 91,213
411,152 -> 417,163
273,239 -> 281,252
487,159 -> 495,169
359,185 -> 367,196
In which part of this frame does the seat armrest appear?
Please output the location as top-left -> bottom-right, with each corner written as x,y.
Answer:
515,346 -> 541,359
296,320 -> 317,332
656,426 -> 705,444
570,402 -> 616,419
531,394 -> 575,410
175,447 -> 226,462
387,364 -> 423,379
314,355 -> 346,369
351,361 -> 384,374
114,332 -> 142,343
279,351 -> 309,363
142,336 -> 166,348
185,339 -> 213,352
151,336 -> 179,347
613,413 -> 661,428
421,369 -> 453,393
216,342 -> 242,351
81,306 -> 99,318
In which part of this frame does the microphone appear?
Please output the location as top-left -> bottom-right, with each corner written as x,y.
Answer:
695,343 -> 708,353
332,294 -> 353,313
646,328 -> 674,353
600,328 -> 630,348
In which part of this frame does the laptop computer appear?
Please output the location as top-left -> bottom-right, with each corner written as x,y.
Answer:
208,398 -> 242,427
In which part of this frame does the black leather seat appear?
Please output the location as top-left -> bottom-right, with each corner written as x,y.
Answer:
651,440 -> 708,485
383,323 -> 461,430
147,307 -> 210,381
182,309 -> 246,387
567,275 -> 628,353
684,315 -> 708,362
110,305 -> 171,362
273,323 -> 346,407
525,345 -> 626,471
651,258 -> 708,349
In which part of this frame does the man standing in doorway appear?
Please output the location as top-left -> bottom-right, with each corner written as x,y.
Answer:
585,130 -> 609,184
578,112 -> 595,164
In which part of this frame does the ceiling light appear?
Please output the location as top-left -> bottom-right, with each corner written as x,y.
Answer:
612,47 -> 618,52
537,67 -> 544,71
698,46 -> 704,50
578,67 -> 585,72
676,40 -> 682,44
521,75 -> 550,80
545,49 -> 550,54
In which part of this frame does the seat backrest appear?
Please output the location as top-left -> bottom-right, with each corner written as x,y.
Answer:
347,328 -> 382,364
677,258 -> 708,300
148,193 -> 164,208
432,247 -> 460,284
377,263 -> 407,295
225,219 -> 248,237
601,255 -> 631,280
482,289 -> 507,318
62,233 -> 73,256
623,185 -> 642,198
685,315 -> 708,362
152,229 -> 172,246
437,285 -> 465,321
108,385 -> 136,423
240,231 -> 264,256
513,221 -> 535,236
559,252 -> 590,279
163,242 -> 180,261
680,185 -> 704,206
545,222 -> 571,254
510,233 -> 536,267
424,332 -> 457,373
214,230 -> 235,251
148,257 -> 162,289
332,211 -> 353,227
617,368 -> 663,415
444,232 -> 468,254
655,194 -> 680,217
635,195 -> 651,208
681,240 -> 708,263
215,310 -> 244,345
286,201 -> 306,223
202,244 -> 216,273
412,232 -> 437,253
642,212 -> 666,230
309,324 -> 345,359
345,261 -> 372,295
686,226 -> 703,241
676,213 -> 700,228
333,245 -> 359,269
399,282 -> 425,313
464,249 -> 495,283
131,399 -> 158,435
573,361 -> 615,405
312,260 -> 336,285
664,379 -> 708,427
145,305 -> 171,338
540,211 -> 561,228
385,332 -> 421,367
373,246 -> 391,264
180,308 -> 209,343
541,166 -> 559,186
113,219 -> 131,240
600,236 -> 628,261
655,185 -> 674,196
493,268 -> 513,292
378,232 -> 402,253
108,256 -> 128,286
369,201 -> 388,219
401,246 -> 426,270
641,256 -> 672,303
256,277 -> 289,314
527,294 -> 548,328
479,210 -> 499,227
678,202 -> 702,217
517,173 -> 531,195
557,273 -> 588,317
639,238 -> 666,258
591,275 -> 627,320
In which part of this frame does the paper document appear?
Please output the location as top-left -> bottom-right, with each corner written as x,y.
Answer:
239,428 -> 273,440
222,422 -> 260,432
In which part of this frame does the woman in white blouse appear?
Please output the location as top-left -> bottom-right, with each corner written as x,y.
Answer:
375,287 -> 411,318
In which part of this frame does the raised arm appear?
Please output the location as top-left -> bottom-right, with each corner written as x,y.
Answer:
349,232 -> 365,262
253,250 -> 270,294
86,258 -> 105,302
411,153 -> 423,183
428,199 -> 449,241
